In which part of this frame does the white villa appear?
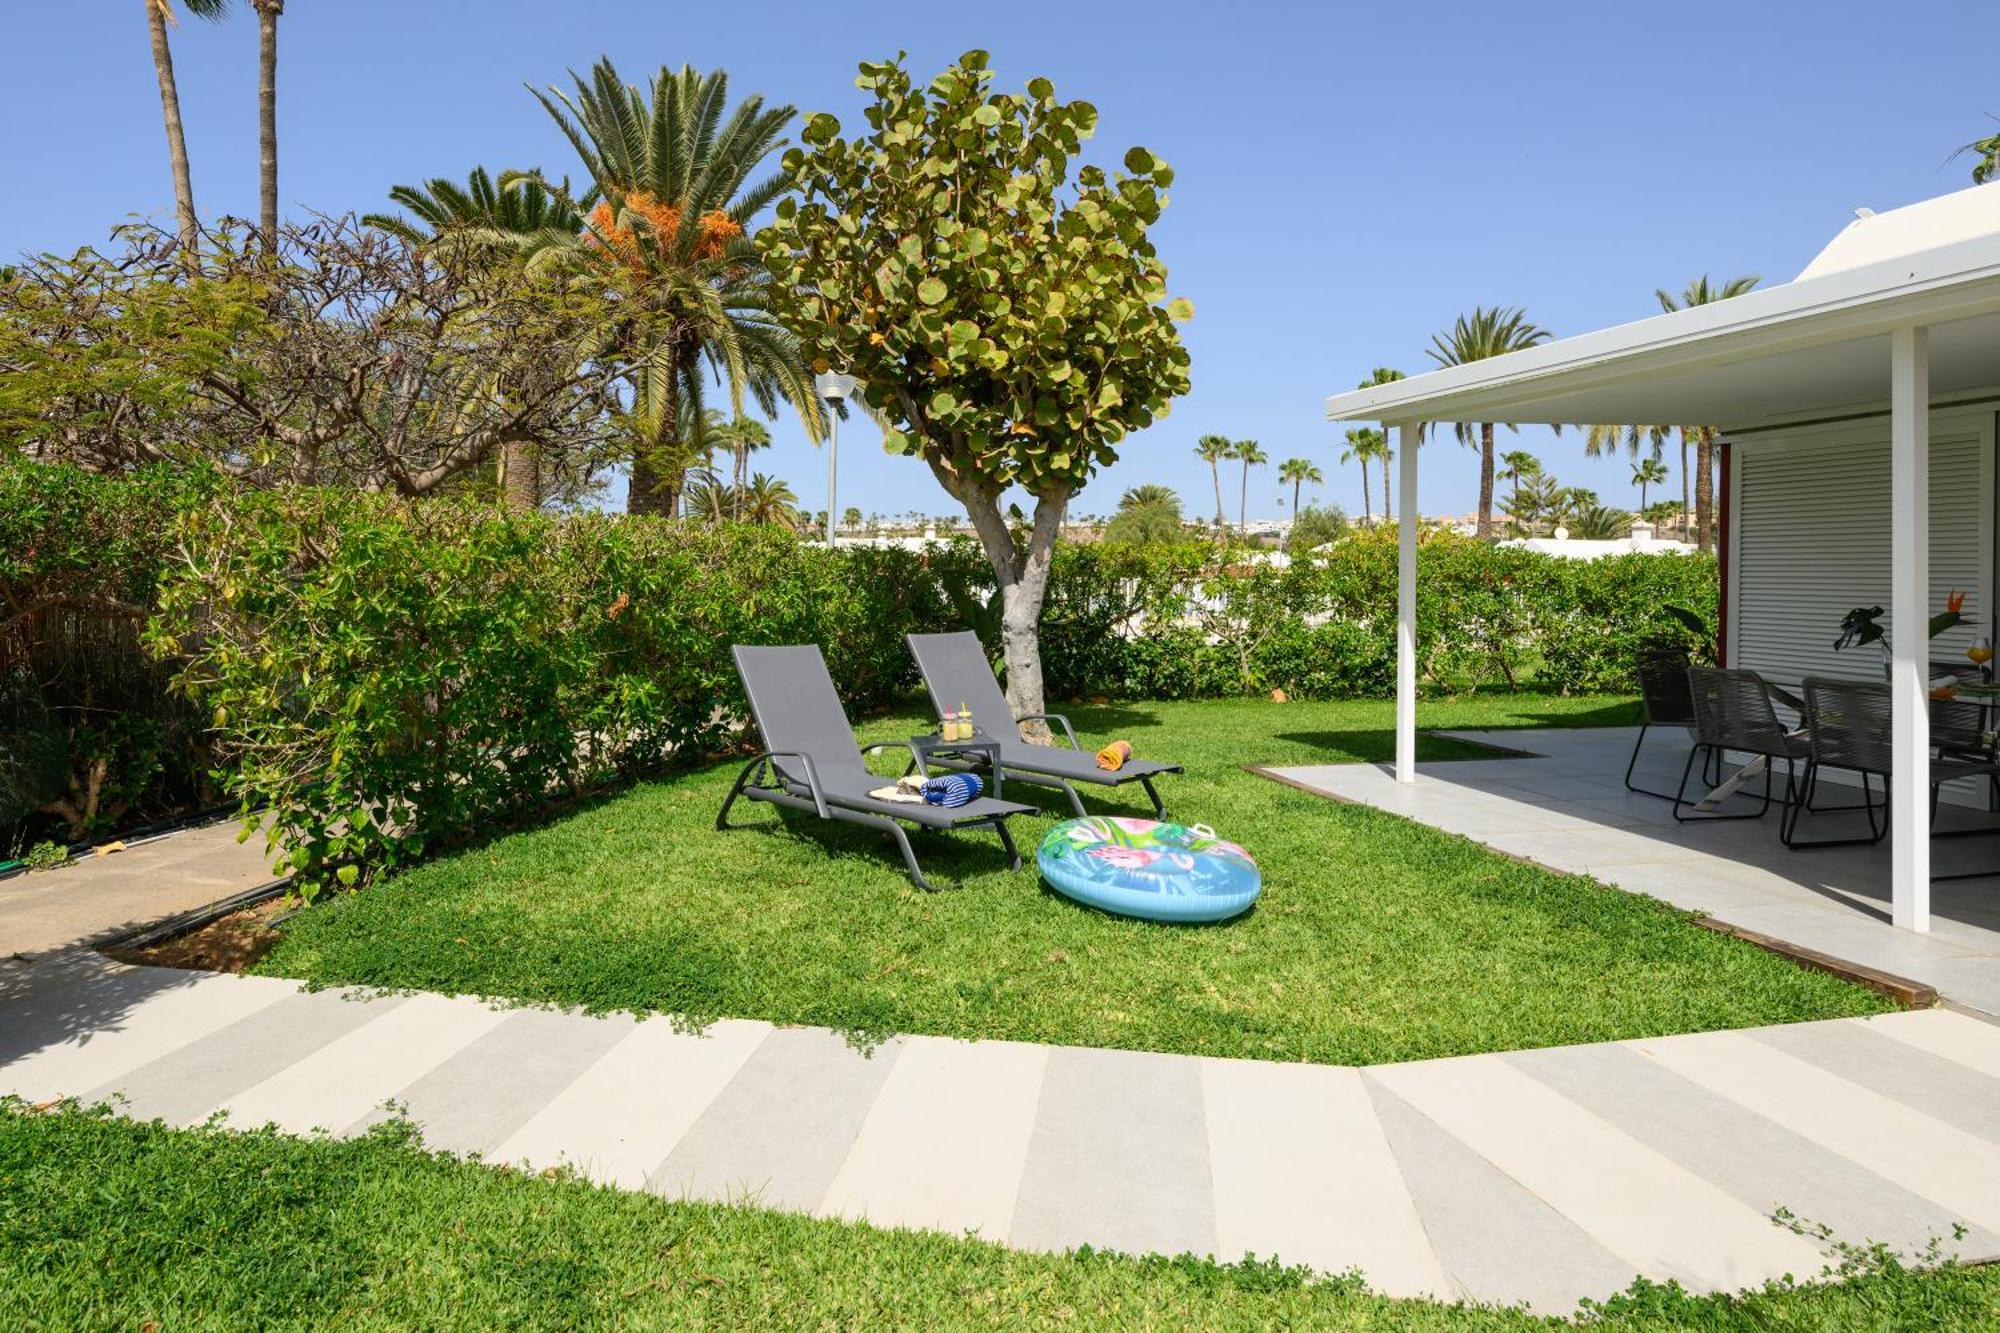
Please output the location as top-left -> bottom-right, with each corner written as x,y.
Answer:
1325,182 -> 2000,937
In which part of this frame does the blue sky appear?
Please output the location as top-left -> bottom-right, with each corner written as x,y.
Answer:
5,1 -> 1993,521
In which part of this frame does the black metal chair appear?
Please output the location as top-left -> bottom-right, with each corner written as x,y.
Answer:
1625,647 -> 1714,801
1782,675 -> 2000,849
1672,666 -> 1808,822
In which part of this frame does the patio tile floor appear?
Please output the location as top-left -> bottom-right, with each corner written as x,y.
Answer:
1265,725 -> 2000,1019
5,955 -> 1998,1315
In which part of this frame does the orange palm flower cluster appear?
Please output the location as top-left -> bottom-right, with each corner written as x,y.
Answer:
587,191 -> 742,269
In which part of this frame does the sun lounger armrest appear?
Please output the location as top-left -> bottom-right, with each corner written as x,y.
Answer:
754,750 -> 830,818
1015,713 -> 1081,749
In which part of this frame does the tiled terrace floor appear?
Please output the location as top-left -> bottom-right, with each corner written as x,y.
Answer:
1265,725 -> 2000,1019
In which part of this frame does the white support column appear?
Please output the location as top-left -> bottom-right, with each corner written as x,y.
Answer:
1395,421 -> 1419,783
1889,325 -> 1931,931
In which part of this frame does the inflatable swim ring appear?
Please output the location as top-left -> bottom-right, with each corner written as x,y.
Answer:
1035,816 -> 1260,923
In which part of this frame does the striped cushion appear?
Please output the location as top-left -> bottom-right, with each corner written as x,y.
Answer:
921,773 -> 983,808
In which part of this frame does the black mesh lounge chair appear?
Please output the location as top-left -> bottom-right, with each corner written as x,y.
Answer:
906,631 -> 1183,819
1782,675 -> 2000,849
717,644 -> 1036,892
1672,665 -> 1808,823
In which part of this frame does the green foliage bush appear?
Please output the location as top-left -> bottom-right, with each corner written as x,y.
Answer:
148,488 -> 949,891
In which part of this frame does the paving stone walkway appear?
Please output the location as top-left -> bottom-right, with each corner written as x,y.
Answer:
4,953 -> 1998,1315
0,818 -> 275,959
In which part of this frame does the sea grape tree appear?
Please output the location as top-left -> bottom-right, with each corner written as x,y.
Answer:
759,51 -> 1192,727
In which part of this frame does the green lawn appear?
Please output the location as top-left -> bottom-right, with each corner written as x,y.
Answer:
5,1104 -> 1995,1331
253,692 -> 1891,1064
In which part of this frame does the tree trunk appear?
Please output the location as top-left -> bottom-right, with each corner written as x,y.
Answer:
1694,427 -> 1715,553
145,0 -> 200,256
1679,429 -> 1692,541
626,348 -> 681,518
932,459 -> 1067,739
500,441 -> 539,512
1356,460 -> 1370,523
255,0 -> 282,251
1210,463 -> 1224,530
1476,422 -> 1496,539
1238,459 -> 1249,533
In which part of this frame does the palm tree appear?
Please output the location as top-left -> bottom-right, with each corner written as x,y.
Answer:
1278,458 -> 1323,521
1631,456 -> 1669,511
1962,125 -> 2000,184
1497,449 -> 1541,519
740,472 -> 800,527
1656,275 -> 1758,552
1193,434 -> 1232,530
1339,428 -> 1378,522
521,59 -> 816,517
710,414 -> 772,519
1118,483 -> 1179,511
144,0 -> 227,256
1231,439 -> 1267,532
366,166 -> 587,242
1584,422 -> 1670,461
1426,307 -> 1552,539
1570,505 -> 1633,540
1355,369 -> 1405,521
1106,485 -> 1184,544
252,0 -> 283,248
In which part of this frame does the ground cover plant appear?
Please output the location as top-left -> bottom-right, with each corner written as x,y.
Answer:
4,1103 -> 1995,1331
255,693 -> 1889,1066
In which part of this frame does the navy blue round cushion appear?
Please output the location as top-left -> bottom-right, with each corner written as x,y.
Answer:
1036,816 -> 1261,923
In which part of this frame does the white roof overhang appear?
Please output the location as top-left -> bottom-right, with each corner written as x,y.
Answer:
1325,189 -> 2000,433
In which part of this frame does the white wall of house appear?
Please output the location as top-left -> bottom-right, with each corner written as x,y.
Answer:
1727,402 -> 1998,803
1728,403 -> 1996,690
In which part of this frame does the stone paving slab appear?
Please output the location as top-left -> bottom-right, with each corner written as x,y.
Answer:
6,956 -> 2000,1316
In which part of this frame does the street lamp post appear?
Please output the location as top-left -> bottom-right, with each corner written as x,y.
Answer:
814,371 -> 857,546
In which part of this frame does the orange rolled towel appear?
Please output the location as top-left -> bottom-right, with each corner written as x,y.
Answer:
1096,739 -> 1132,772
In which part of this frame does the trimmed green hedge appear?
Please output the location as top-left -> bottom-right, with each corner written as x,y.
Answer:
1000,530 -> 1715,703
3,461 -> 1714,881
147,487 -> 948,890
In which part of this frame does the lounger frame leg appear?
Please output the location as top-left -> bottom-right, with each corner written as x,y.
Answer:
1137,774 -> 1166,820
1055,777 -> 1088,818
992,818 -> 1022,871
715,755 -> 766,830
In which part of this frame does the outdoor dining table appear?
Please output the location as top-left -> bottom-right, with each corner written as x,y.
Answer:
1687,677 -> 2000,812
1687,675 -> 2000,880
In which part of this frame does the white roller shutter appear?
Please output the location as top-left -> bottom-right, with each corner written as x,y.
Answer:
1732,413 -> 1991,693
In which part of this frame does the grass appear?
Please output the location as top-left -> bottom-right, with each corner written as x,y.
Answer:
253,691 -> 1891,1065
5,1103 -> 1996,1331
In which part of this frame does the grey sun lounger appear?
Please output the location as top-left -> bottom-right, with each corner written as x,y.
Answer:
717,644 -> 1036,892
906,631 -> 1183,819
